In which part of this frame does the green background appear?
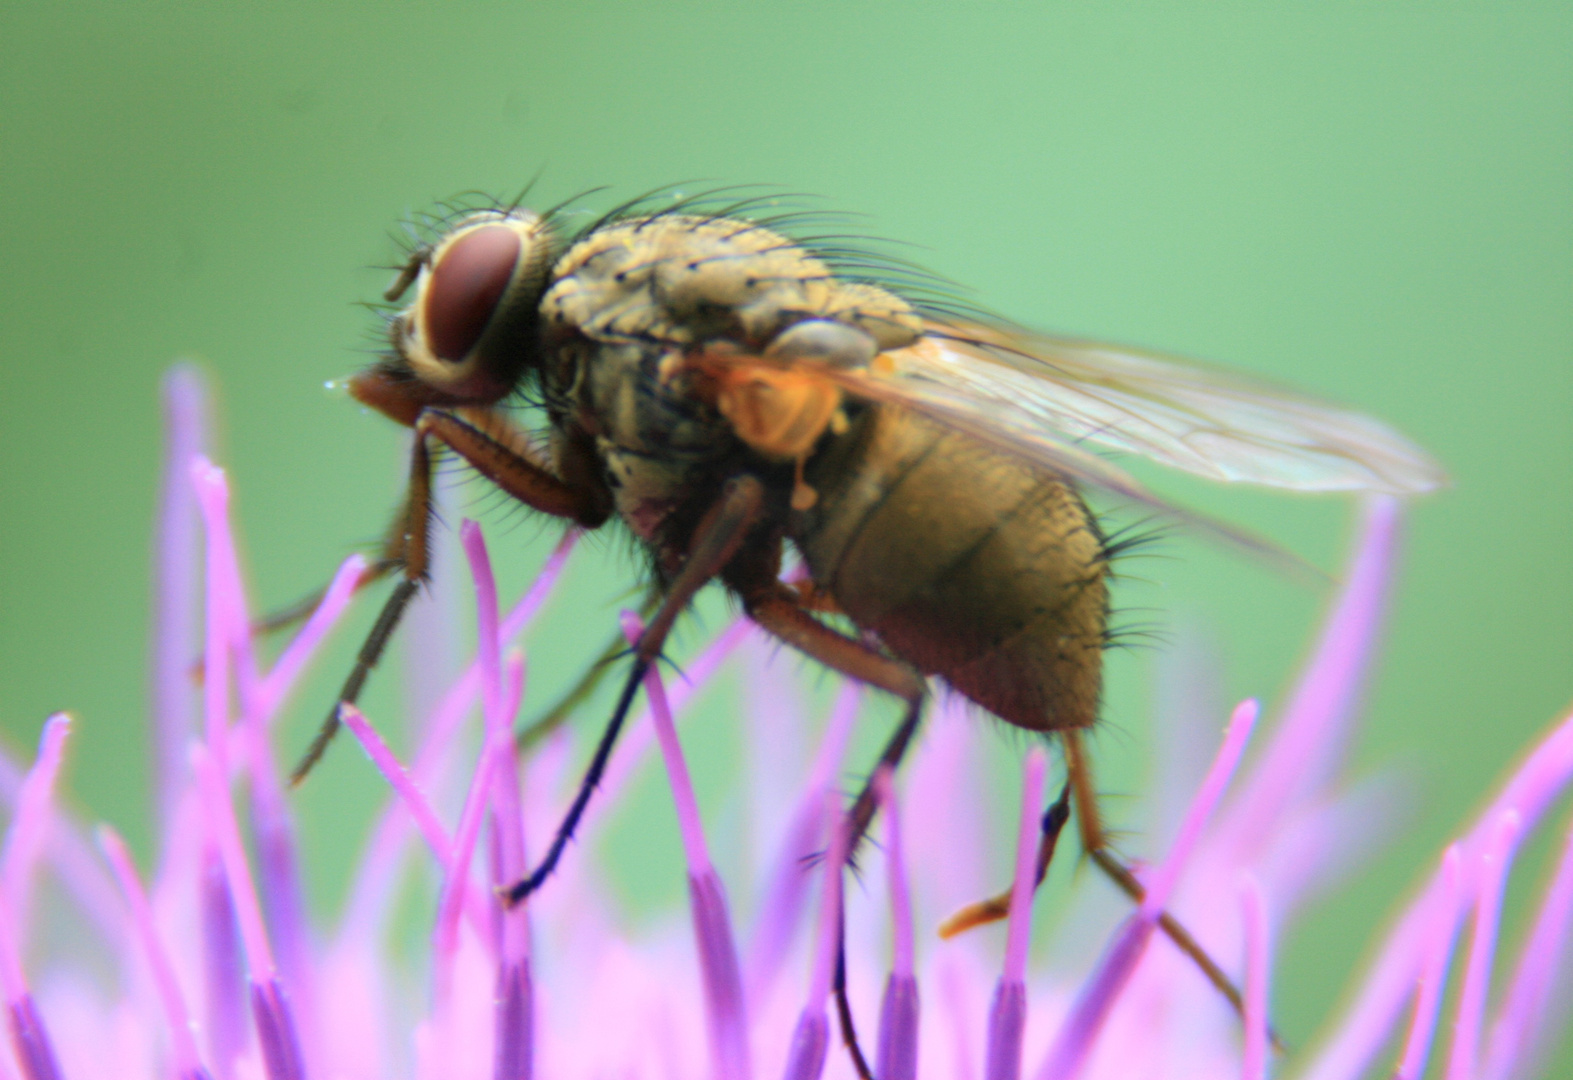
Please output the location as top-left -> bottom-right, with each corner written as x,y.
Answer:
1,1 -> 1569,1070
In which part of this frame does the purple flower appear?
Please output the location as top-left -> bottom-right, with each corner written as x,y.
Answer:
0,364 -> 1569,1079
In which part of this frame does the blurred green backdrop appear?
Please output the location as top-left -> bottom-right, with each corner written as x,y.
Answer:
1,0 -> 1569,1067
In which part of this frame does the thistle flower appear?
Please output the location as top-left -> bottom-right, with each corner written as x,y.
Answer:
0,366 -> 1569,1080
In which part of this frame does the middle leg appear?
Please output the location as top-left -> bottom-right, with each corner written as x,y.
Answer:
742,585 -> 928,1080
504,474 -> 769,906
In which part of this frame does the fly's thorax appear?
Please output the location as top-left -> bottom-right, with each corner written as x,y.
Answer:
541,215 -> 923,352
537,211 -> 927,540
794,403 -> 1109,732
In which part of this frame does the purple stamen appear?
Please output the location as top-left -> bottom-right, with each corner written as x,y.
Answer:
194,746 -> 277,979
873,766 -> 919,1080
492,960 -> 533,1080
153,366 -> 209,832
7,995 -> 63,1080
251,979 -> 308,1080
98,825 -> 212,1080
200,848 -> 246,1079
623,611 -> 752,1080
1392,846 -> 1464,1080
2,715 -> 70,942
244,737 -> 316,1034
194,746 -> 310,1079
1446,809 -> 1522,1080
1238,874 -> 1270,1080
1038,699 -> 1257,1080
986,747 -> 1047,1080
1482,815 -> 1573,1079
783,793 -> 849,1080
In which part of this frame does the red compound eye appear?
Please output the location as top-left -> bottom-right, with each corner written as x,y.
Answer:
422,225 -> 523,363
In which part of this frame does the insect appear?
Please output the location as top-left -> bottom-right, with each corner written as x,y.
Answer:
290,187 -> 1442,1066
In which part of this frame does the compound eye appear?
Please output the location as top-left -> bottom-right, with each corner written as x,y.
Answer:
421,224 -> 524,363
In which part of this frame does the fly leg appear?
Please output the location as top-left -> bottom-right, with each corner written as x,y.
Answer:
503,474 -> 768,906
741,585 -> 929,1080
937,778 -> 1073,937
288,387 -> 610,785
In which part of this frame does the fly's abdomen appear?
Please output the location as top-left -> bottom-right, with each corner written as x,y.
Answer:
795,405 -> 1108,732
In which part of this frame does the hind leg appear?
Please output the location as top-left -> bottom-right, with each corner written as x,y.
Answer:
1065,730 -> 1254,1026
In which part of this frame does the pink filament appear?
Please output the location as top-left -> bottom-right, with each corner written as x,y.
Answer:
0,872 -> 30,1004
460,521 -> 505,735
1003,748 -> 1048,983
622,612 -> 712,874
432,741 -> 499,1000
463,521 -> 533,974
805,792 -> 849,1015
1393,846 -> 1464,1080
748,682 -> 860,999
1143,699 -> 1258,919
97,825 -> 207,1077
337,532 -> 578,942
254,553 -> 366,721
1305,708 -> 1573,1080
340,704 -> 493,952
1227,497 -> 1399,850
341,705 -> 454,863
153,365 -> 208,830
875,765 -> 914,979
191,459 -> 234,770
1446,809 -> 1522,1080
1239,874 -> 1270,1080
593,617 -> 755,819
2,715 -> 70,939
1482,814 -> 1573,1079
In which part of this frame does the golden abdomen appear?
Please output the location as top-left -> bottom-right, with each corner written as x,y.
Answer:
793,405 -> 1108,731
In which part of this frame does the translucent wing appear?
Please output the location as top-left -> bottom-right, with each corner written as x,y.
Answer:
818,322 -> 1446,498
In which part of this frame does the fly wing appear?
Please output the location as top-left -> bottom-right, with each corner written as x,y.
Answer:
829,323 -> 1446,496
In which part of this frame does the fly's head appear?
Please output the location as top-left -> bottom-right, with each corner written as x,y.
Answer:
383,208 -> 557,404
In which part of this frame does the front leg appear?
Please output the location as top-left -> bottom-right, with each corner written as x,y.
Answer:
288,386 -> 610,784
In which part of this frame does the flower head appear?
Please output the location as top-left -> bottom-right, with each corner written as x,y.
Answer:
0,366 -> 1569,1079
